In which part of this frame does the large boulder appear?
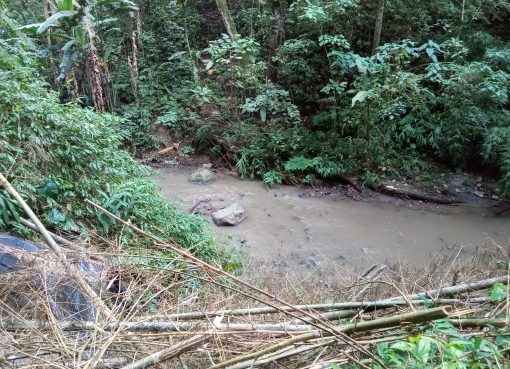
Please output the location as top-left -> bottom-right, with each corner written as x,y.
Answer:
211,203 -> 247,226
190,168 -> 216,183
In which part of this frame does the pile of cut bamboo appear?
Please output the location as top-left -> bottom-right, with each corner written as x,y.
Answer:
1,173 -> 509,369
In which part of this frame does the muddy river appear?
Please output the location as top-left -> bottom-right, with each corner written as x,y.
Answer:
154,167 -> 510,272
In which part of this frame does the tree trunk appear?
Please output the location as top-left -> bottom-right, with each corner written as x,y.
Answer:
267,0 -> 287,82
371,0 -> 385,55
215,0 -> 238,40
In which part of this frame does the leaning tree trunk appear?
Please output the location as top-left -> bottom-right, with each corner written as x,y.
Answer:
371,0 -> 385,55
267,0 -> 287,82
215,0 -> 238,40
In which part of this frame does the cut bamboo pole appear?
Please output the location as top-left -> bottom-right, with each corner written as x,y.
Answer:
0,173 -> 112,319
384,276 -> 509,301
208,307 -> 451,369
227,339 -> 336,369
339,306 -> 450,334
142,298 -> 485,322
2,320 -> 317,333
118,334 -> 211,369
450,318 -> 509,329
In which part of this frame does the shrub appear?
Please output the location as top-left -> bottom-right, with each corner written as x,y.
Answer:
0,47 -> 223,262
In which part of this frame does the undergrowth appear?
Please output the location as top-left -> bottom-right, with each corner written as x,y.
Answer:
0,44 -> 224,263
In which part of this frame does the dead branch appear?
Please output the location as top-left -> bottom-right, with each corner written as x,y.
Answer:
208,307 -> 451,369
0,173 -> 112,319
119,334 -> 212,369
384,276 -> 508,301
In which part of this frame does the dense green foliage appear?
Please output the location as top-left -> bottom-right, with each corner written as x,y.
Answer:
2,0 -> 509,256
53,0 -> 507,195
8,0 -> 510,194
0,29 -> 221,262
353,319 -> 510,369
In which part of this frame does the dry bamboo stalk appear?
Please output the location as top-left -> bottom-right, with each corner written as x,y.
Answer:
0,173 -> 112,319
2,320 -> 317,333
19,218 -> 104,262
118,334 -> 211,369
450,318 -> 509,328
123,297 -> 481,323
208,307 -> 451,369
227,339 -> 336,369
339,306 -> 450,334
84,199 -> 374,360
384,276 -> 508,301
208,332 -> 322,369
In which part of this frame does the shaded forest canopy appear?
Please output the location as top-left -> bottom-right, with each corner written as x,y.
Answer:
1,0 -> 510,242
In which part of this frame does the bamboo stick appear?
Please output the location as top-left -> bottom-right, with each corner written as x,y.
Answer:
2,320 -> 317,333
450,318 -> 509,329
207,307 -> 451,369
0,173 -> 112,319
227,339 -> 336,369
339,306 -> 450,334
137,298 -> 484,322
118,334 -> 211,369
384,276 -> 508,301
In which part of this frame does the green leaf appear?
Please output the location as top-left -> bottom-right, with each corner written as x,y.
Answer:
390,341 -> 413,352
57,0 -> 73,11
37,11 -> 78,34
47,208 -> 66,224
352,90 -> 369,107
37,179 -> 59,198
489,283 -> 507,302
284,156 -> 313,172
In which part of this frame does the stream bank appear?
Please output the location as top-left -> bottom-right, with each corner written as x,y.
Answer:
153,165 -> 510,274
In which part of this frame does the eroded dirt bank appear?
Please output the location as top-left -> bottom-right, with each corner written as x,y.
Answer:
154,166 -> 510,273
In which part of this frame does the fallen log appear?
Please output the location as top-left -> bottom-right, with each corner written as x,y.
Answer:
381,184 -> 458,204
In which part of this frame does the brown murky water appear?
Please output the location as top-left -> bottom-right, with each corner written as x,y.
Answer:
154,167 -> 510,272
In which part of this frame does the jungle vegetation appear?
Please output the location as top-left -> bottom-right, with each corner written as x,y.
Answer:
1,1 -> 510,367
0,0 -> 509,254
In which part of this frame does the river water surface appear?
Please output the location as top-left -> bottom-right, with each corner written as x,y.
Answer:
154,167 -> 510,272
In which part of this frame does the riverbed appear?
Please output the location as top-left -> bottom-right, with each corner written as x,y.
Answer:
154,167 -> 510,272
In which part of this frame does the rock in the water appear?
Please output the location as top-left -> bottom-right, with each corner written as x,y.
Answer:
190,168 -> 216,183
212,203 -> 247,226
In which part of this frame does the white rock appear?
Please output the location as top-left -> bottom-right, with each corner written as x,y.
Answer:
211,203 -> 247,226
